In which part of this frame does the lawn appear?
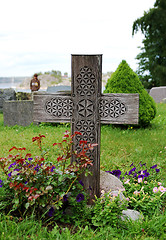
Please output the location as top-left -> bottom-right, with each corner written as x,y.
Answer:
0,103 -> 165,239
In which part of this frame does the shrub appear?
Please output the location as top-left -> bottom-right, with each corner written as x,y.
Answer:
104,60 -> 156,127
0,131 -> 95,224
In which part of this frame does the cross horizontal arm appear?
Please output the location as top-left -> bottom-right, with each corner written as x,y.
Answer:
33,92 -> 139,125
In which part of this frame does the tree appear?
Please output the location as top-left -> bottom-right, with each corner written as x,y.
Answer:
104,60 -> 156,127
132,0 -> 166,88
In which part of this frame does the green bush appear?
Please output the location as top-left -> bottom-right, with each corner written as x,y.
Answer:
104,60 -> 156,127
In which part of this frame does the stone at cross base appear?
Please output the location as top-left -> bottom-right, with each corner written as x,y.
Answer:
33,54 -> 139,204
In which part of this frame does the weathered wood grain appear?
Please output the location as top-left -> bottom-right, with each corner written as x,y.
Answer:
33,55 -> 139,204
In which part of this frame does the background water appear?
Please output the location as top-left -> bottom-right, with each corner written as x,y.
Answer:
0,77 -> 30,92
0,77 -> 105,93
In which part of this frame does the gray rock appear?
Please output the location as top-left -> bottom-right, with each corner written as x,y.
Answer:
100,170 -> 125,194
121,209 -> 143,221
162,98 -> 166,103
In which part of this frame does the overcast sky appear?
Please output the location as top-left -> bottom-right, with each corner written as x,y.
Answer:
0,0 -> 156,77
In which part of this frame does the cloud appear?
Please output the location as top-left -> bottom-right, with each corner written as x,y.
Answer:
0,0 -> 155,76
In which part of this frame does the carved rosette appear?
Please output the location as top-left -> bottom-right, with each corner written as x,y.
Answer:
76,66 -> 96,96
99,98 -> 126,118
45,97 -> 73,117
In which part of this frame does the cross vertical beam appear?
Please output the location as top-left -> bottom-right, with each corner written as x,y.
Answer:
71,55 -> 102,201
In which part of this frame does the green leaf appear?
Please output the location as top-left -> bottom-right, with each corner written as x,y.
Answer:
15,198 -> 19,205
25,202 -> 30,209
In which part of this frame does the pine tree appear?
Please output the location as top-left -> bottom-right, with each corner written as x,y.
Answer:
104,60 -> 156,127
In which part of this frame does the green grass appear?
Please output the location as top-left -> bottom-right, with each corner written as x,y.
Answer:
0,103 -> 166,239
101,103 -> 166,178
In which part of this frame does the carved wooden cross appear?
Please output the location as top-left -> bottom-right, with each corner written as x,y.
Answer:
33,55 -> 139,202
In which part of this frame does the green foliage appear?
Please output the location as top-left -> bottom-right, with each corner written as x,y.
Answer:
104,60 -> 156,127
121,162 -> 166,217
91,192 -> 127,227
132,0 -> 166,88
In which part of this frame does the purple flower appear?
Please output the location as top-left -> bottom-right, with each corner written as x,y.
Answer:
63,194 -> 68,202
48,207 -> 55,217
14,168 -> 20,171
76,193 -> 84,202
106,170 -> 121,179
133,172 -> 137,177
144,172 -> 150,177
138,174 -> 144,179
8,172 -> 12,178
28,158 -> 33,161
139,161 -> 143,167
111,170 -> 121,178
130,163 -> 134,167
128,168 -> 136,175
0,179 -> 3,187
8,162 -> 16,169
156,169 -> 160,173
50,166 -> 56,172
79,180 -> 84,186
34,164 -> 40,172
151,164 -> 157,169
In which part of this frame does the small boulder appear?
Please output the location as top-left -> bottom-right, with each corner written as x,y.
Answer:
162,98 -> 166,103
121,209 -> 143,221
100,170 -> 125,193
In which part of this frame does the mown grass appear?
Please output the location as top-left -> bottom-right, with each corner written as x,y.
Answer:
0,103 -> 165,239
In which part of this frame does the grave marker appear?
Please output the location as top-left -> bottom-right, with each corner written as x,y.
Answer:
33,55 -> 139,203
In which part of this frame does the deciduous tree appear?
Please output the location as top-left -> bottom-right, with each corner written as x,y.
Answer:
132,0 -> 166,88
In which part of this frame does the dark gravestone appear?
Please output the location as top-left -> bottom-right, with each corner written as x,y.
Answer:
3,100 -> 33,126
0,88 -> 16,111
33,55 -> 139,202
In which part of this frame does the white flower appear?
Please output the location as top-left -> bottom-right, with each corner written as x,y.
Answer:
138,177 -> 143,183
133,190 -> 140,195
124,179 -> 130,184
159,186 -> 166,193
11,171 -> 18,176
45,186 -> 53,191
101,190 -> 105,195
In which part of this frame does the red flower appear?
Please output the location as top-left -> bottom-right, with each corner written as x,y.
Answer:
9,146 -> 18,152
63,134 -> 70,139
16,158 -> 24,164
25,153 -> 32,159
57,156 -> 63,162
79,140 -> 87,145
18,147 -> 26,151
53,142 -> 61,146
32,136 -> 39,142
75,131 -> 82,135
40,135 -> 46,138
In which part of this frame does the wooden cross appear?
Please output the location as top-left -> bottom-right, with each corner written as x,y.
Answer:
33,55 -> 139,203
